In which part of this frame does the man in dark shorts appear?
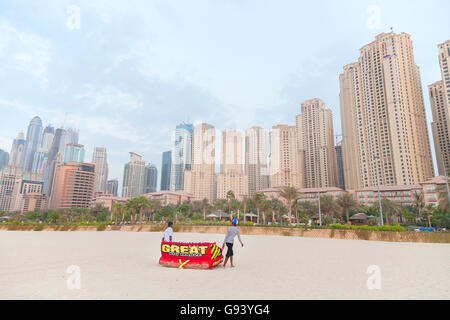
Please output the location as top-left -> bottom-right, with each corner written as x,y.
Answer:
222,219 -> 244,268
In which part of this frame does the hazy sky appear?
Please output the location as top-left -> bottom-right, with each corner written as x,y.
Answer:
0,0 -> 449,191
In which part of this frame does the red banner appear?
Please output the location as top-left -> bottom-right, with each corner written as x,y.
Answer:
159,241 -> 224,269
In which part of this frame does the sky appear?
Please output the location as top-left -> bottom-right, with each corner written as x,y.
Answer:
0,0 -> 449,192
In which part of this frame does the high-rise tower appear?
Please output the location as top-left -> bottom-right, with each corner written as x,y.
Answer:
122,152 -> 146,198
296,98 -> 336,188
22,116 -> 43,172
245,126 -> 269,196
216,129 -> 248,200
184,123 -> 216,201
160,151 -> 172,191
429,40 -> 450,176
339,32 -> 434,188
92,147 -> 109,193
170,122 -> 193,191
8,132 -> 25,168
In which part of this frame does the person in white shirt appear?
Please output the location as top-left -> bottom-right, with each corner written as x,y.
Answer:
162,221 -> 174,242
222,219 -> 244,268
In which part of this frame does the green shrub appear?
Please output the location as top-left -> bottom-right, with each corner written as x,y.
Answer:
329,223 -> 404,232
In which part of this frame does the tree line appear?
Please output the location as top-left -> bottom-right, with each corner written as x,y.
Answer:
1,186 -> 449,228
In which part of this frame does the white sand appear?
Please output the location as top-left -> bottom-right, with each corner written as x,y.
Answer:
0,231 -> 448,300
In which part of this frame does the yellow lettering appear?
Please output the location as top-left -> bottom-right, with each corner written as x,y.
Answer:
171,245 -> 180,253
190,246 -> 199,254
180,246 -> 189,254
162,244 -> 170,253
199,246 -> 209,255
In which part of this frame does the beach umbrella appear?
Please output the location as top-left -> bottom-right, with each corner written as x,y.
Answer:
350,213 -> 369,220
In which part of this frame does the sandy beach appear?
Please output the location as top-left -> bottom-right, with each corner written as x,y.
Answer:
0,231 -> 448,300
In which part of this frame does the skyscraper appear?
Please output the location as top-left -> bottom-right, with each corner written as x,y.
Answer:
160,151 -> 172,191
170,122 -> 193,191
92,147 -> 109,193
22,116 -> 43,172
296,98 -> 336,188
31,125 -> 54,174
107,179 -> 119,197
0,166 -> 43,212
122,152 -> 146,198
0,149 -> 9,168
335,143 -> 345,190
144,164 -> 158,193
40,125 -> 55,150
43,128 -> 64,196
48,162 -> 96,210
269,125 -> 302,188
8,132 -> 25,168
63,143 -> 85,163
339,32 -> 434,189
0,166 -> 22,211
184,123 -> 216,201
216,129 -> 248,200
58,128 -> 79,160
245,127 -> 269,196
31,148 -> 48,174
339,62 -> 364,190
429,40 -> 450,176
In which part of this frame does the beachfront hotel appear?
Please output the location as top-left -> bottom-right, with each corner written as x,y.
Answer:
429,40 -> 450,177
183,123 -> 216,201
245,126 -> 269,196
0,166 -> 44,212
339,32 -> 435,190
48,162 -> 96,210
216,129 -> 249,200
261,176 -> 447,209
296,98 -> 337,188
269,124 -> 302,188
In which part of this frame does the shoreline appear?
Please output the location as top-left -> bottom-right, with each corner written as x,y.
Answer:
1,224 -> 449,244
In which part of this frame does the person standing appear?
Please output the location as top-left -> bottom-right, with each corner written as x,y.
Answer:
162,221 -> 174,242
222,219 -> 244,268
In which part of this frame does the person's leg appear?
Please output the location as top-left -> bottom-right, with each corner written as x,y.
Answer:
227,243 -> 234,267
223,257 -> 229,267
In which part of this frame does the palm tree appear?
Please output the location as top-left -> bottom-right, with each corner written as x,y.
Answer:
278,186 -> 299,223
252,193 -> 266,224
226,190 -> 236,215
150,199 -> 161,223
422,204 -> 435,227
260,199 -> 270,225
242,196 -> 249,223
112,203 -> 124,224
270,198 -> 284,224
381,199 -> 400,225
134,196 -> 152,224
438,185 -> 450,213
292,199 -> 301,223
337,193 -> 359,223
126,197 -> 140,224
412,190 -> 425,223
319,195 -> 340,223
230,198 -> 240,219
201,198 -> 209,220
